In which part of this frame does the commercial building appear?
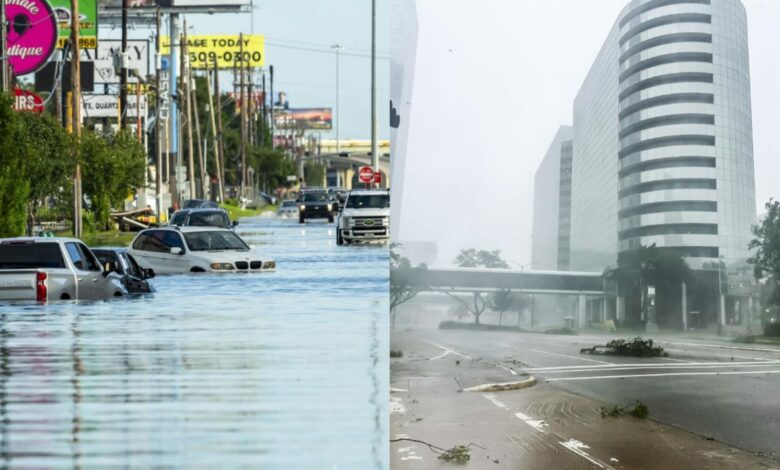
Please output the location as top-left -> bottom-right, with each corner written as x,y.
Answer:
533,0 -> 757,331
532,126 -> 573,271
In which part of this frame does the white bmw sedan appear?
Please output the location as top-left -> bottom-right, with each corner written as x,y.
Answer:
127,227 -> 276,274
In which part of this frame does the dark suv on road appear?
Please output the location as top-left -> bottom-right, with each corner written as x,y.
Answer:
169,208 -> 237,230
297,189 -> 337,223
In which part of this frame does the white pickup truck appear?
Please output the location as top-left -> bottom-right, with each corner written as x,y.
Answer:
336,189 -> 390,245
0,238 -> 127,302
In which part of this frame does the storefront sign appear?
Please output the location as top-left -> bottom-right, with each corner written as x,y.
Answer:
5,0 -> 59,75
161,35 -> 264,69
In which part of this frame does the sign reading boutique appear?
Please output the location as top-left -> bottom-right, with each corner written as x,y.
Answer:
4,0 -> 58,75
82,94 -> 148,119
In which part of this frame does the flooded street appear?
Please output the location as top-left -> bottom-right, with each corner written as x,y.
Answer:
0,215 -> 389,469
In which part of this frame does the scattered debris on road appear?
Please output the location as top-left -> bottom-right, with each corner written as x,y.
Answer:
581,337 -> 668,357
390,350 -> 404,358
600,400 -> 649,419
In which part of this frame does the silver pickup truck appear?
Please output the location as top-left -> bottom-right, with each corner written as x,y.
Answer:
0,238 -> 127,301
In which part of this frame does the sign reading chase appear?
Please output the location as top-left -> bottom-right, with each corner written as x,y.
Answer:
5,0 -> 58,75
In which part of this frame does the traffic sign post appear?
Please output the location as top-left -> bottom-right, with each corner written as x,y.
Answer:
358,166 -> 374,189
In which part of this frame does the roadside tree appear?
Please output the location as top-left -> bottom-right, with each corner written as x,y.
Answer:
604,244 -> 690,327
446,249 -> 510,325
748,199 -> 780,332
390,244 -> 427,326
0,93 -> 29,237
80,130 -> 146,231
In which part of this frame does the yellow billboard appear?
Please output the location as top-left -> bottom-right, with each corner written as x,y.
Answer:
161,35 -> 264,69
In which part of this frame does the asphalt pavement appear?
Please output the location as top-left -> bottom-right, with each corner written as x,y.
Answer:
391,322 -> 780,469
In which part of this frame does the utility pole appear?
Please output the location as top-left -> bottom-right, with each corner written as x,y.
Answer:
269,64 -> 274,145
214,60 -> 226,199
155,8 -> 163,224
190,71 -> 206,199
1,0 -> 7,92
71,0 -> 82,238
183,20 -> 195,200
261,72 -> 266,148
239,33 -> 247,198
370,0 -> 379,186
120,0 -> 128,129
205,62 -> 223,202
331,44 -> 343,154
169,13 -> 180,210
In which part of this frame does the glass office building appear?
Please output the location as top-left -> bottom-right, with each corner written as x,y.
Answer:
571,0 -> 755,273
532,126 -> 573,271
536,0 -> 756,329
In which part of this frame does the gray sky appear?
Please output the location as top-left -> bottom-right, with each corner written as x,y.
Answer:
110,0 -> 389,140
396,0 -> 780,267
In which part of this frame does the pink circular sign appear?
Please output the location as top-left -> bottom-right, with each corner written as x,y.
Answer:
5,0 -> 58,76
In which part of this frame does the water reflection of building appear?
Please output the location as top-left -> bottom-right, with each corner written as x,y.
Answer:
532,0 -> 758,332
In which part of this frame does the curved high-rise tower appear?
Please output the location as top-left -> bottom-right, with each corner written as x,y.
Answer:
569,0 -> 755,272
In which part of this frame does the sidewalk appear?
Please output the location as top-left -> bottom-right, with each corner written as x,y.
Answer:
390,332 -> 780,469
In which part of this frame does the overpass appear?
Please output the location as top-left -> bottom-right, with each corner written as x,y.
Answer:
304,153 -> 391,189
405,267 -> 617,327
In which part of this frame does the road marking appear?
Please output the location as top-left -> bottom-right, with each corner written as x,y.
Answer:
482,393 -> 507,408
657,356 -> 693,363
525,360 -> 780,372
664,347 -> 772,362
390,396 -> 406,415
546,369 -> 780,382
532,349 -> 614,365
664,341 -> 780,354
426,341 -> 472,360
515,412 -> 549,433
430,349 -> 450,360
496,363 -> 518,375
559,439 -> 609,469
536,363 -> 780,375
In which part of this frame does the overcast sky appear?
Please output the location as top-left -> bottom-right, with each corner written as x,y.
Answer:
396,0 -> 780,267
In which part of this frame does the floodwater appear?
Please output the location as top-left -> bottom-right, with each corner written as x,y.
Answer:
0,215 -> 389,469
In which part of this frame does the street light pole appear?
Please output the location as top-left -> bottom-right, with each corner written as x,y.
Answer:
370,0 -> 378,185
1,0 -> 7,92
71,0 -> 83,238
331,44 -> 343,154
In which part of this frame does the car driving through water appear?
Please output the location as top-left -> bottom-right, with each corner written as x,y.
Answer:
336,189 -> 390,245
128,227 -> 276,274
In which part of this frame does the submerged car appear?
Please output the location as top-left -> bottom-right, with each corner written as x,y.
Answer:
0,238 -> 126,301
277,199 -> 299,217
92,248 -> 156,294
127,227 -> 276,274
169,208 -> 237,230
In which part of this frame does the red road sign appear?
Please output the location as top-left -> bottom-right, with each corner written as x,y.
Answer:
358,166 -> 375,183
372,172 -> 382,184
13,88 -> 44,113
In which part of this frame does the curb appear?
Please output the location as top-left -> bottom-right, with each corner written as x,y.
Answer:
461,375 -> 537,393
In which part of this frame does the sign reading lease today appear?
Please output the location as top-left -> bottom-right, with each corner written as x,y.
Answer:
161,35 -> 264,69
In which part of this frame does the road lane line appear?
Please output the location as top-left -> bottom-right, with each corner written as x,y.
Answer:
514,412 -> 549,433
532,349 -> 614,365
546,369 -> 780,382
534,362 -> 780,375
664,347 -> 773,362
430,350 -> 450,360
525,360 -> 780,372
496,363 -> 518,375
559,439 -> 609,469
657,356 -> 693,363
663,341 -> 780,354
425,341 -> 473,360
482,393 -> 507,408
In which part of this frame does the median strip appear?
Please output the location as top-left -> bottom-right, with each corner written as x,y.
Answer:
462,375 -> 536,392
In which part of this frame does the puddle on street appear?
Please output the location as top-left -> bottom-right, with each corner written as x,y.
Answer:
0,216 -> 389,469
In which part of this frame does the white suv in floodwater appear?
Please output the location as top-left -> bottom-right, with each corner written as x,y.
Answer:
336,189 -> 390,245
128,227 -> 276,274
